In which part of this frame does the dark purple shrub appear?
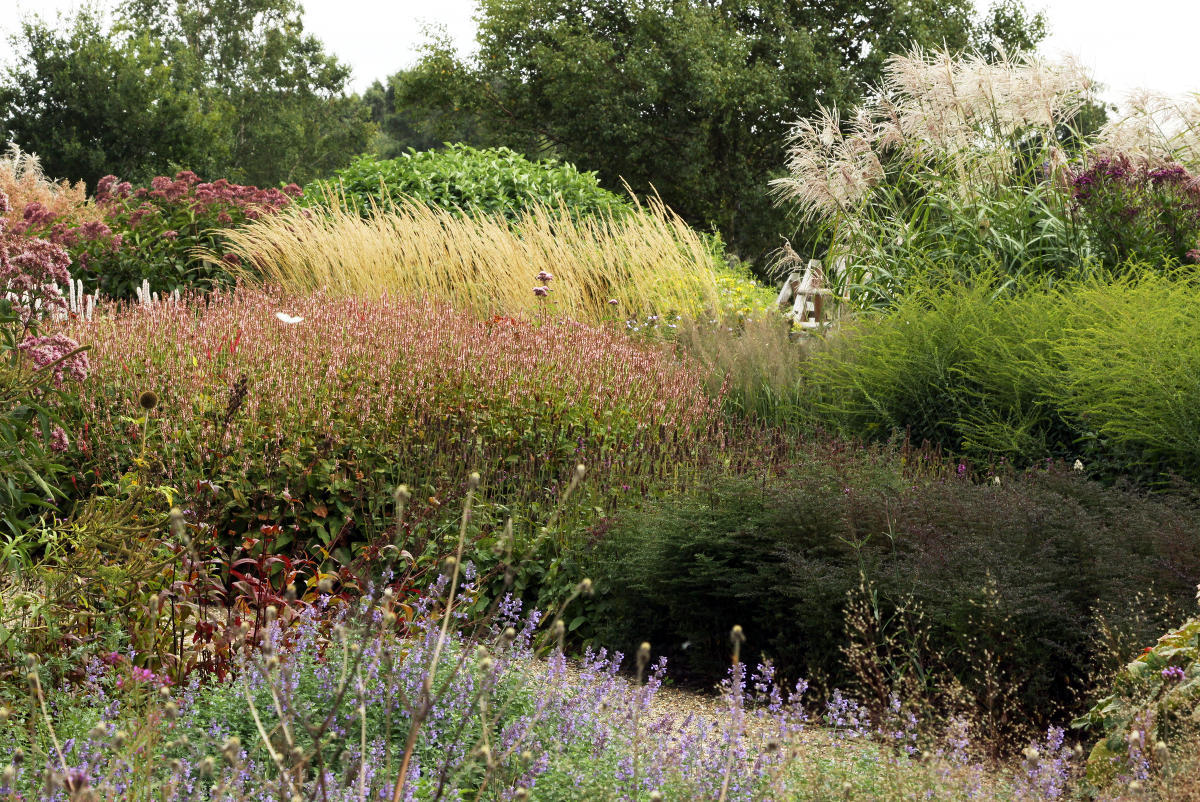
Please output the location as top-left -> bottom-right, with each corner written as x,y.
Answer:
1071,156 -> 1200,269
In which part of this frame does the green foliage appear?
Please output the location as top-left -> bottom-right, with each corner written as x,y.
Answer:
116,0 -> 373,187
363,34 -> 504,159
394,0 -> 1047,269
0,8 -> 225,188
61,173 -> 299,298
315,145 -> 630,221
0,304 -> 78,537
1074,615 -> 1200,786
797,271 -> 1200,483
587,460 -> 1200,729
834,164 -> 1090,309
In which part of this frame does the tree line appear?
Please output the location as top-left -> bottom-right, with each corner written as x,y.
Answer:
2,0 -> 1047,264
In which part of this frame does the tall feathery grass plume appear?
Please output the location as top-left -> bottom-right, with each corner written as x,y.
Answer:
207,194 -> 723,324
771,46 -> 1096,227
1095,90 -> 1200,168
0,143 -> 100,228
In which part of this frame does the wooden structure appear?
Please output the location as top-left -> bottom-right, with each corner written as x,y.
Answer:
776,257 -> 833,330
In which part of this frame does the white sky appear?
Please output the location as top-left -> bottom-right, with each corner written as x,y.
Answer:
3,0 -> 1198,103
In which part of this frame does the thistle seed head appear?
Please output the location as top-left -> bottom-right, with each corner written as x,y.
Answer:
139,390 -> 158,411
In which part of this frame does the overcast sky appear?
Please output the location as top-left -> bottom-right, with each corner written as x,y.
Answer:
4,0 -> 1198,103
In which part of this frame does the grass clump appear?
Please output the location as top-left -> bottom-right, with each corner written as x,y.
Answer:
214,198 -> 723,325
795,270 -> 1200,483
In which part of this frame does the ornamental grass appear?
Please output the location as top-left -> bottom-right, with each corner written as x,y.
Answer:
209,197 -> 722,325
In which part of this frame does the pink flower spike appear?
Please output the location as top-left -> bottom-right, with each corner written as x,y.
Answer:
536,271 -> 554,282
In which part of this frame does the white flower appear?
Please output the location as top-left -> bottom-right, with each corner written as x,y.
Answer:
275,312 -> 304,324
1073,459 -> 1084,472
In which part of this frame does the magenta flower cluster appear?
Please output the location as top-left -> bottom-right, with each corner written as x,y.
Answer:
0,188 -> 74,320
18,332 -> 89,386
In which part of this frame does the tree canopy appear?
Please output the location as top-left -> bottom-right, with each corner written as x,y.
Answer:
1,0 -> 373,188
383,0 -> 1049,267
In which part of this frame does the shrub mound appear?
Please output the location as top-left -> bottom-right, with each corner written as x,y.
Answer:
588,460 -> 1200,731
799,271 -> 1200,483
315,145 -> 629,220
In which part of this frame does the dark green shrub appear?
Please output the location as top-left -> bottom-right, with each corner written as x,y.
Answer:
313,145 -> 630,220
588,460 -> 1200,729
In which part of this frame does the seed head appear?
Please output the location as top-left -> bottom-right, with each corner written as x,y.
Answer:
514,789 -> 530,801
11,748 -> 23,766
502,627 -> 517,642
164,701 -> 179,720
649,792 -> 663,802
113,730 -> 129,748
468,471 -> 481,490
393,485 -> 411,504
318,577 -> 333,594
637,641 -> 651,669
579,578 -> 594,596
1,765 -> 14,785
198,757 -> 215,778
1154,740 -> 1170,765
0,707 -> 8,723
139,390 -> 158,411
222,736 -> 241,763
1023,746 -> 1040,762
731,625 -> 746,645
